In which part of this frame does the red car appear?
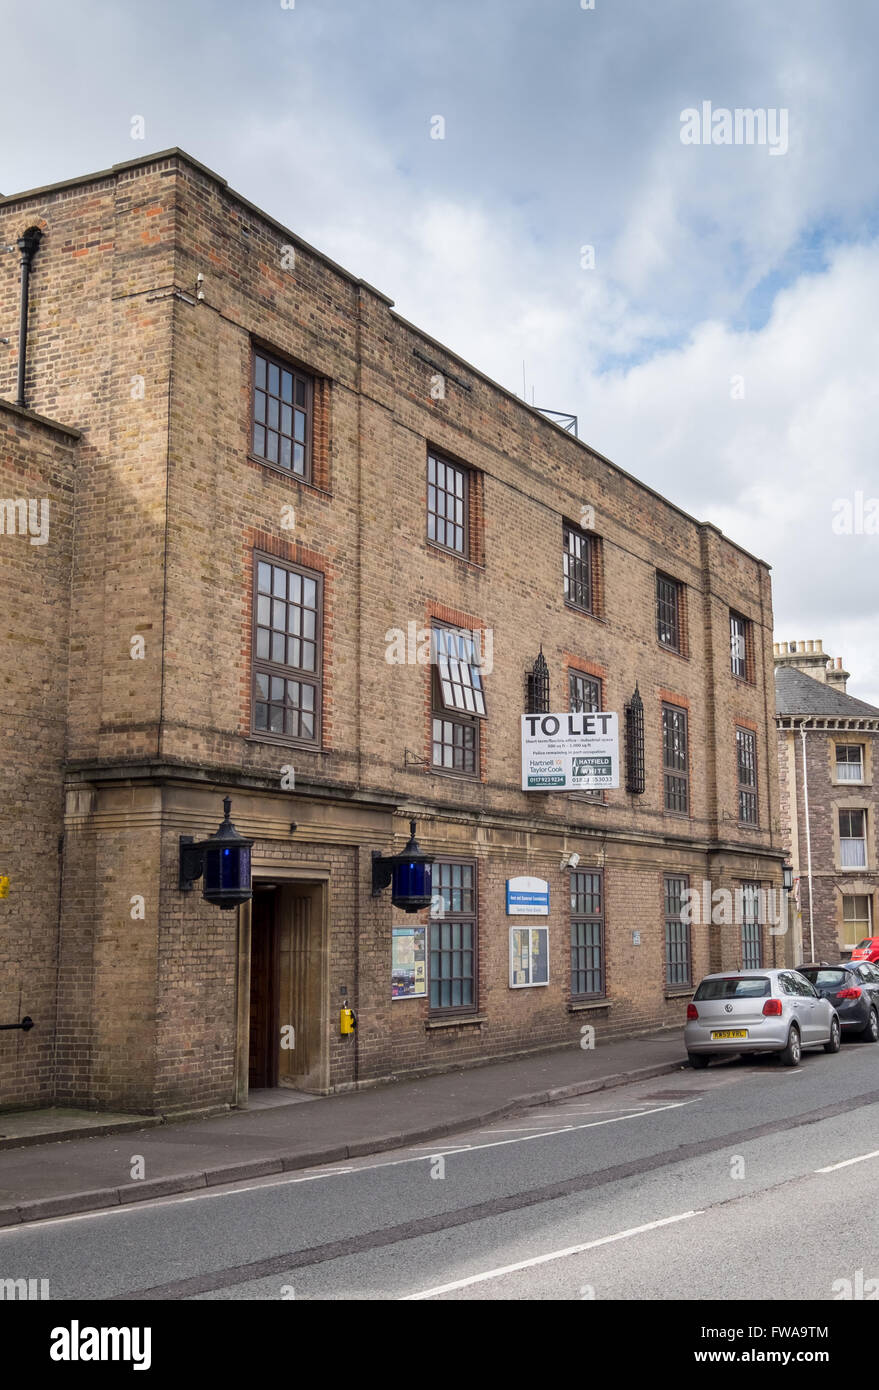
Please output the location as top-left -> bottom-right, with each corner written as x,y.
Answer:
850,938 -> 879,963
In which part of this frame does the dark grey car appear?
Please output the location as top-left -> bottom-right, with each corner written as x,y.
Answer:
797,962 -> 879,1041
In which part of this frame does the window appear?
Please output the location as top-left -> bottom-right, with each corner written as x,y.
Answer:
657,574 -> 683,652
571,871 -> 604,997
840,809 -> 867,868
563,525 -> 593,613
741,882 -> 762,969
427,453 -> 468,556
430,862 -> 477,1011
662,704 -> 689,813
801,968 -> 848,991
252,350 -> 312,479
730,612 -> 752,680
252,556 -> 321,745
510,926 -> 549,988
694,976 -> 769,1000
836,744 -> 864,782
569,670 -> 600,715
736,727 -> 758,825
570,672 -> 602,800
431,625 -> 486,775
665,875 -> 691,987
843,895 -> 872,943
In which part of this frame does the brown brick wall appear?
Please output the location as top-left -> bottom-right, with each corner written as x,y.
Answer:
0,405 -> 76,1109
781,724 -> 879,962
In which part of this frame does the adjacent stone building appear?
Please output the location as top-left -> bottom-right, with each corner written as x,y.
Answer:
0,149 -> 786,1115
775,640 -> 879,963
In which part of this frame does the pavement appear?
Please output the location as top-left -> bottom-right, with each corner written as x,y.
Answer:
0,1029 -> 687,1226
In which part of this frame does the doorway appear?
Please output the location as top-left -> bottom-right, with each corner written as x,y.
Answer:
248,881 -> 325,1092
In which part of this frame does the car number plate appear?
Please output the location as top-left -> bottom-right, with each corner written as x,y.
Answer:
710,1029 -> 748,1039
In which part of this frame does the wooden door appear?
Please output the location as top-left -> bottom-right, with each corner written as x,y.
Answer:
277,884 -> 324,1091
248,889 -> 278,1089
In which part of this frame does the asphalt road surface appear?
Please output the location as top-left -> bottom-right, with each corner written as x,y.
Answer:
4,1042 -> 879,1301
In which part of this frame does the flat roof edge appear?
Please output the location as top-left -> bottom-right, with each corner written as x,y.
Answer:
392,308 -> 771,570
0,397 -> 82,440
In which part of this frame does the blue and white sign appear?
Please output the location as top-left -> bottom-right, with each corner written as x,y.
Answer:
506,876 -> 550,916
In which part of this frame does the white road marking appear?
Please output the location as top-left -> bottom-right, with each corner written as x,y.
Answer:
0,1101 -> 693,1234
401,1209 -> 702,1299
478,1127 -> 562,1133
816,1148 -> 879,1173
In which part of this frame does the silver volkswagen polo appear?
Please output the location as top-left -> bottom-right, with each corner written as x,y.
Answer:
685,968 -> 841,1068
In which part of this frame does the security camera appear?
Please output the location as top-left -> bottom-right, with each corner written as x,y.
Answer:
560,851 -> 580,869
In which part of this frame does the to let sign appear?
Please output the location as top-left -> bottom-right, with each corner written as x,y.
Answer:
521,712 -> 620,791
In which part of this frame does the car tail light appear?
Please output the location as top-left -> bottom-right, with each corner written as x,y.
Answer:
763,999 -> 783,1016
686,1003 -> 698,1020
837,987 -> 862,1000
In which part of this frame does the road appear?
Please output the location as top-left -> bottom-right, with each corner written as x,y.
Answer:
3,1042 -> 879,1301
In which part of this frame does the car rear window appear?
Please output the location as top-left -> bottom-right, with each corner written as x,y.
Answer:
694,977 -> 771,1000
801,969 -> 848,988
856,940 -> 876,950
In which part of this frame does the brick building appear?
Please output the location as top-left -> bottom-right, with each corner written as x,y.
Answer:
775,640 -> 879,963
0,149 -> 785,1115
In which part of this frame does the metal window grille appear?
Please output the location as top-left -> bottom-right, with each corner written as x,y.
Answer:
625,685 -> 645,793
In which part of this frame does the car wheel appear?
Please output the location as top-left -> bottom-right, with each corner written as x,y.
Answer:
780,1024 -> 801,1066
861,1007 -> 879,1043
824,1017 -> 841,1054
688,1053 -> 710,1070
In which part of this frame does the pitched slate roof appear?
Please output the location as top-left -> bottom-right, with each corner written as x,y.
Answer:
775,665 -> 879,719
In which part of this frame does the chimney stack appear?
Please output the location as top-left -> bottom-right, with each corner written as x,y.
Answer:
773,639 -> 850,692
826,653 -> 850,695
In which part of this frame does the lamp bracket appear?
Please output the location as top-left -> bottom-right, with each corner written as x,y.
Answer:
179,835 -> 204,892
372,850 -> 395,896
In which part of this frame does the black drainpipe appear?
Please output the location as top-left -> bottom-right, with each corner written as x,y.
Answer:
16,226 -> 42,408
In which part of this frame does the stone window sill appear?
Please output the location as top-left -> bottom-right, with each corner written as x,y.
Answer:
665,988 -> 694,1000
657,642 -> 689,662
425,1014 -> 486,1030
568,999 -> 612,1012
563,601 -> 607,625
426,541 -> 486,575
